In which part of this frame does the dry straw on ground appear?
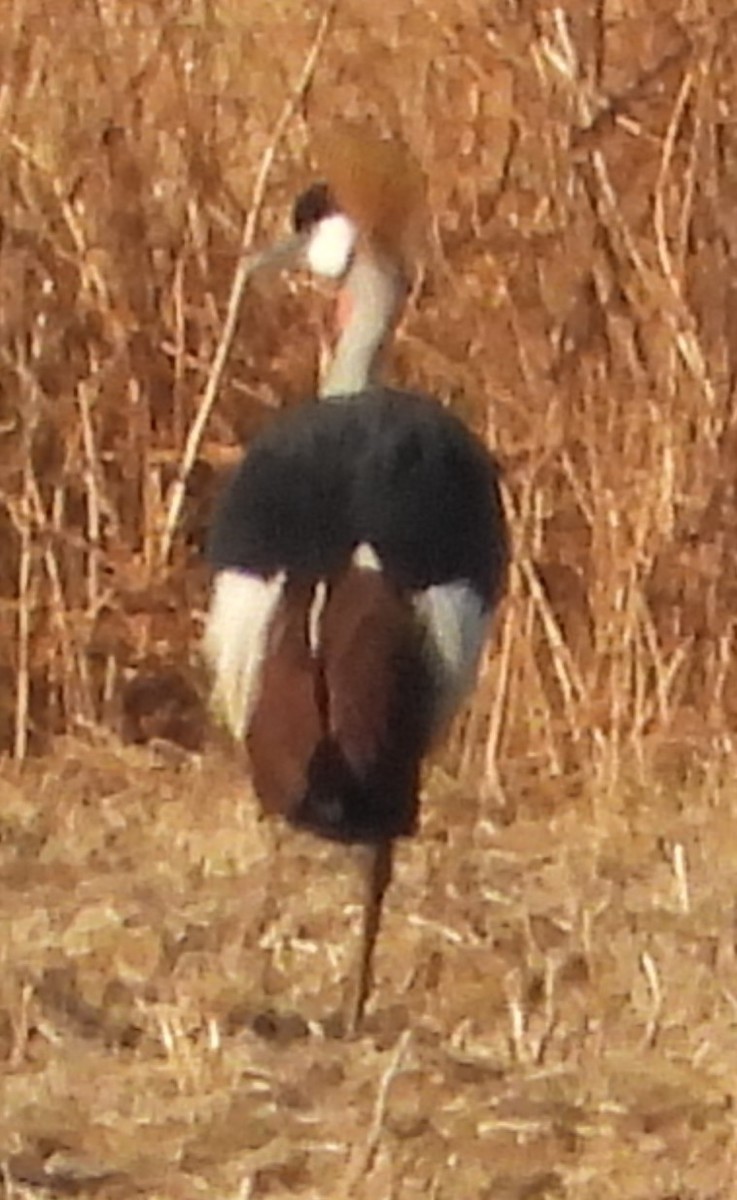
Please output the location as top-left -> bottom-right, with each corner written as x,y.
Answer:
1,1 -> 737,1197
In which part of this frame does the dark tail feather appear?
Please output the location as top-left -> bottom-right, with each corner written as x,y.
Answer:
292,562 -> 434,843
247,563 -> 434,844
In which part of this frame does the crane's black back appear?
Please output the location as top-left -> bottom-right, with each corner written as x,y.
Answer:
208,388 -> 507,603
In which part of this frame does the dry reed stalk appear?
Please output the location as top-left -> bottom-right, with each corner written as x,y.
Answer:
9,134 -> 113,315
77,380 -> 103,613
547,6 -> 719,436
535,13 -> 646,276
6,340 -> 41,762
671,841 -> 690,915
338,1029 -> 412,1195
8,981 -> 33,1071
505,951 -> 559,1069
639,949 -> 663,1050
13,465 -> 32,763
172,251 -> 187,451
637,595 -> 692,730
520,558 -> 586,715
710,632 -> 735,727
0,0 -> 26,125
653,67 -> 695,302
499,479 -> 566,777
654,64 -> 717,411
185,197 -> 220,332
129,374 -> 162,576
482,594 -> 516,803
159,2 -> 337,567
27,475 -> 95,728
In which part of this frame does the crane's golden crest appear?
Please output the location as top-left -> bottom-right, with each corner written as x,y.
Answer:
313,124 -> 426,263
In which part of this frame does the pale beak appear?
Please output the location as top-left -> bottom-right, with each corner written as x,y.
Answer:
242,232 -> 309,277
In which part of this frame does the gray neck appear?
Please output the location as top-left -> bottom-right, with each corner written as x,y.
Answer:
320,253 -> 405,400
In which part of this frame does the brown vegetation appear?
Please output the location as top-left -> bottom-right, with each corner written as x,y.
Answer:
1,1 -> 737,1196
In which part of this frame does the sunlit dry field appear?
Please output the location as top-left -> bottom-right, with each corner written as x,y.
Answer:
2,1 -> 737,1196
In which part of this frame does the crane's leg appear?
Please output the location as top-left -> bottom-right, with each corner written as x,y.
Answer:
346,839 -> 394,1035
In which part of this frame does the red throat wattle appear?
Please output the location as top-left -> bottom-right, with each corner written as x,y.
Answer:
336,287 -> 353,334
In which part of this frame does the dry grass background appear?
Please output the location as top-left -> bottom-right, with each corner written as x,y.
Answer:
1,0 -> 737,1196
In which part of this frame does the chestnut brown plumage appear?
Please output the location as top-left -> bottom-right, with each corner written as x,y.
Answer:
250,556 -> 436,835
204,126 -> 509,1031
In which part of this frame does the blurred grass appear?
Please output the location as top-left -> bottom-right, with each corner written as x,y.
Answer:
1,1 -> 737,1195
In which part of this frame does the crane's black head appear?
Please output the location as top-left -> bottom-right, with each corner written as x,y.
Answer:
289,181 -> 358,281
244,181 -> 349,280
292,181 -> 339,234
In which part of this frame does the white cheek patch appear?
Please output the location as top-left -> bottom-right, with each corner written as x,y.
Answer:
203,568 -> 285,740
306,213 -> 358,279
413,582 -> 489,731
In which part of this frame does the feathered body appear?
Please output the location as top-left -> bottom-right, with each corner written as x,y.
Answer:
206,389 -> 507,843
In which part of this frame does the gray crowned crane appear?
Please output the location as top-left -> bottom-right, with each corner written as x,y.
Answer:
204,127 -> 509,1032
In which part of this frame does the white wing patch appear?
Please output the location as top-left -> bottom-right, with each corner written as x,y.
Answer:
352,542 -> 382,572
308,581 -> 328,657
413,582 -> 489,731
203,568 -> 285,740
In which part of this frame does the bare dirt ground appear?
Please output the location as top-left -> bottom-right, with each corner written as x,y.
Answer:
2,1 -> 737,1196
2,742 -> 737,1199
